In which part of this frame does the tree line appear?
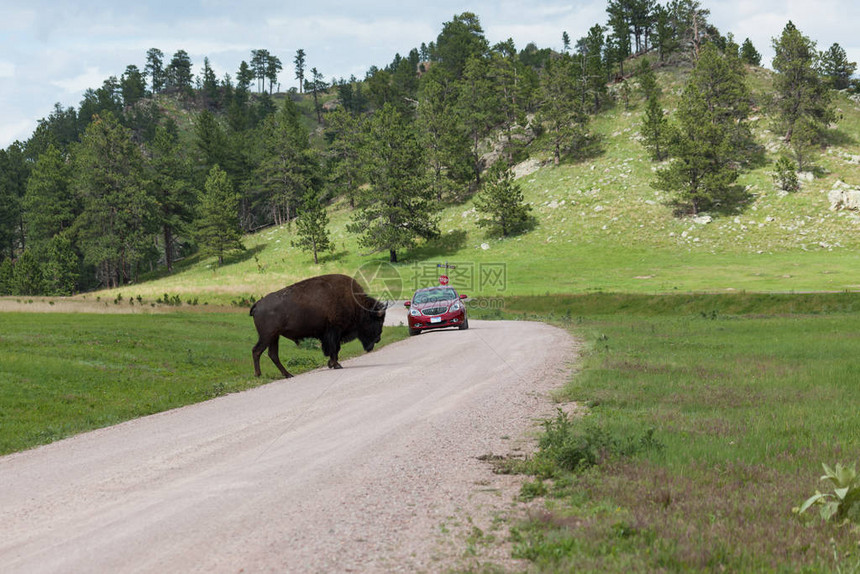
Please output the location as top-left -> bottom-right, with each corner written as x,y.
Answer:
0,0 -> 856,296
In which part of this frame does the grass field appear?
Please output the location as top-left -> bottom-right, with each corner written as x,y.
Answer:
469,293 -> 860,572
0,311 -> 407,455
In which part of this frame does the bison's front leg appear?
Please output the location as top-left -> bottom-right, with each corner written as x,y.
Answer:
321,329 -> 343,369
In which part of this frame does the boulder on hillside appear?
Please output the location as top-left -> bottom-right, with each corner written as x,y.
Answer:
828,181 -> 860,211
512,158 -> 543,179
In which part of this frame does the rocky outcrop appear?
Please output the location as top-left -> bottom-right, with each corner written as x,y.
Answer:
828,180 -> 860,211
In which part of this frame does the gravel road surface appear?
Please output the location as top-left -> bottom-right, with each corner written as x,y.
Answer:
0,313 -> 575,573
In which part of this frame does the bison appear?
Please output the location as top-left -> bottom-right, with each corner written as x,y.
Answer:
250,274 -> 387,378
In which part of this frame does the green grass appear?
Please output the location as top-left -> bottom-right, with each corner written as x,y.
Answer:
472,294 -> 860,572
481,290 -> 860,317
0,311 -> 407,455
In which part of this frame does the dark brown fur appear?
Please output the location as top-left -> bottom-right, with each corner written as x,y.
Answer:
250,274 -> 386,378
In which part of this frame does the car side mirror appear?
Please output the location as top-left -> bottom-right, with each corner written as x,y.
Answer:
404,301 -> 411,307
460,294 -> 467,299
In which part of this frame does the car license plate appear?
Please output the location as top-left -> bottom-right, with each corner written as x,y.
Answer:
430,317 -> 442,324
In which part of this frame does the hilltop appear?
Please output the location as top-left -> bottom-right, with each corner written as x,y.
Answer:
84,60 -> 860,305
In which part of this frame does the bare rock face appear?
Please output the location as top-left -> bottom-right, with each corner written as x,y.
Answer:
828,180 -> 860,211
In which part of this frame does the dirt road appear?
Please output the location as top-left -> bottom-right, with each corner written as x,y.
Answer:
0,314 -> 575,573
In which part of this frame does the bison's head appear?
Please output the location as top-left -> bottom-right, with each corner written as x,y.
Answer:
358,298 -> 387,352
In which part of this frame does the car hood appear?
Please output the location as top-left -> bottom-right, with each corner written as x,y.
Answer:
411,299 -> 459,311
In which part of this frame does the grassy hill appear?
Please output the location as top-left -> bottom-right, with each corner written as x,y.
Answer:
93,62 -> 860,304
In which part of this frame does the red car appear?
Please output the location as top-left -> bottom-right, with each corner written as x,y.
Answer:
404,286 -> 469,336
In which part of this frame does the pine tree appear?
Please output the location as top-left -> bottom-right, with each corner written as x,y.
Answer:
654,43 -> 751,215
417,66 -> 472,202
772,22 -> 836,145
582,24 -> 607,112
474,165 -> 532,237
73,113 -> 158,287
166,49 -> 194,97
772,22 -> 837,172
195,165 -> 244,265
773,156 -> 799,193
255,99 -> 319,227
455,55 -> 503,185
12,248 -> 43,295
294,49 -> 306,93
325,108 -> 367,208
265,53 -> 282,93
433,12 -> 489,81
347,104 -> 438,263
537,54 -> 588,166
145,48 -> 166,94
635,48 -> 693,162
390,49 -> 420,104
23,144 -> 77,246
641,94 -> 668,161
488,39 -> 531,161
120,65 -> 147,107
819,43 -> 857,90
636,57 -> 660,100
147,125 -> 195,273
236,61 -> 254,93
26,103 -> 79,158
307,67 -> 328,123
673,0 -> 711,61
250,49 -> 268,93
292,192 -> 332,264
0,258 -> 13,294
199,57 -> 220,108
740,38 -> 761,66
0,142 -> 29,259
652,4 -> 677,62
606,0 -> 632,70
194,110 -> 231,178
42,233 -> 80,295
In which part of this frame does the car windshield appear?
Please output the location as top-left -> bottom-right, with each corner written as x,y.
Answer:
413,288 -> 457,304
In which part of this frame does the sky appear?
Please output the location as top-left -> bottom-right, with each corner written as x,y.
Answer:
1,0 -> 858,149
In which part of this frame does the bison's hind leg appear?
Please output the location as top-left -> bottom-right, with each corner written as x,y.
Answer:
267,338 -> 293,378
252,338 -> 268,377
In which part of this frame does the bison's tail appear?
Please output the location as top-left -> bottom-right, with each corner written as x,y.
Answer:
249,301 -> 257,317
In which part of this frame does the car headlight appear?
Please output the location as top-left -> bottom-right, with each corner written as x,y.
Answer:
410,308 -> 421,316
450,301 -> 461,312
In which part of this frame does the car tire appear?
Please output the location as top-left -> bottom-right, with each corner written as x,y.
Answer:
409,328 -> 421,336
459,318 -> 469,330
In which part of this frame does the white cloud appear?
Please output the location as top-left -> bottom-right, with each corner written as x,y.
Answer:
710,0 -> 860,67
51,67 -> 106,94
0,61 -> 15,78
0,118 -> 38,146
